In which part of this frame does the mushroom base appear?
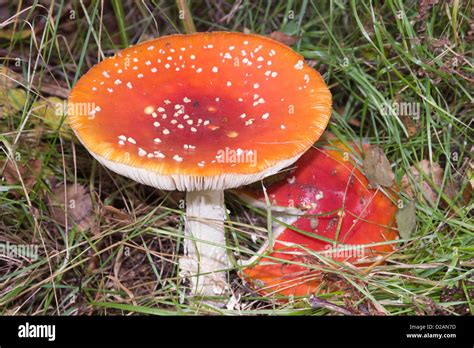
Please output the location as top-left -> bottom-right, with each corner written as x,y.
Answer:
180,190 -> 230,302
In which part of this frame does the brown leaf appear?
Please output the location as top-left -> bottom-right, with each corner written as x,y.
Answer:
462,160 -> 473,204
362,145 -> 394,188
48,183 -> 94,232
0,65 -> 24,90
400,115 -> 419,138
1,158 -> 42,195
268,32 -> 299,46
401,160 -> 456,205
396,201 -> 416,240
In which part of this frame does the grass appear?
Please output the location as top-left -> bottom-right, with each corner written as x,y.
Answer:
0,0 -> 472,315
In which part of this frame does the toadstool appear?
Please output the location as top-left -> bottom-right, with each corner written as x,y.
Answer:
67,32 -> 332,300
237,141 -> 399,298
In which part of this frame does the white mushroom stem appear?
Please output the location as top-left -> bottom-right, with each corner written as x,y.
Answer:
180,190 -> 230,300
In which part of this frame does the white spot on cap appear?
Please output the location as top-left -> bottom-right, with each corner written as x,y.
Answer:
190,54 -> 196,60
154,151 -> 165,158
126,82 -> 133,89
151,67 -> 157,73
294,60 -> 304,70
196,68 -> 202,73
114,79 -> 122,85
212,66 -> 218,73
163,129 -> 170,135
144,106 -> 154,114
127,137 -> 136,144
138,148 -> 147,157
261,113 -> 269,119
173,155 -> 183,162
154,138 -> 161,143
102,71 -> 110,78
137,73 -> 144,78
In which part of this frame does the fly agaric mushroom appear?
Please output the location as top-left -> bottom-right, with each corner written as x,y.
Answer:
237,141 -> 399,298
67,32 -> 332,300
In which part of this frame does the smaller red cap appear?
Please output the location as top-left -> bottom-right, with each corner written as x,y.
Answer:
239,141 -> 399,298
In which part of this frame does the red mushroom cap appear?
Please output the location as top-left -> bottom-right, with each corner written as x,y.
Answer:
239,141 -> 399,298
68,32 -> 332,191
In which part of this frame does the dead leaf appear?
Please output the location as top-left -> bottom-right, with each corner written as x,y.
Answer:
401,160 -> 456,205
268,31 -> 299,46
396,201 -> 416,240
363,145 -> 394,188
0,28 -> 31,40
48,183 -> 94,232
0,88 -> 27,118
31,97 -> 71,139
0,65 -> 24,90
400,115 -> 419,137
1,158 -> 42,196
462,160 -> 473,204
102,205 -> 131,226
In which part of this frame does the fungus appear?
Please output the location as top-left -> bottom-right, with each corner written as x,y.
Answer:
237,141 -> 399,298
68,32 -> 332,300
